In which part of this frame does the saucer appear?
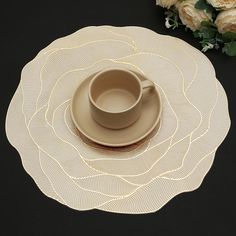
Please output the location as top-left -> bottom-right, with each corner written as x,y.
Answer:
70,71 -> 162,147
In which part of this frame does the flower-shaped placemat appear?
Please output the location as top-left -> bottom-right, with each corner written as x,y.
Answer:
6,26 -> 230,214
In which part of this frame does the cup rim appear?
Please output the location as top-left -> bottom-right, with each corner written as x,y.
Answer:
88,68 -> 143,114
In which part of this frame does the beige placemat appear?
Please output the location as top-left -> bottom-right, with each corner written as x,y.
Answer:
6,26 -> 230,214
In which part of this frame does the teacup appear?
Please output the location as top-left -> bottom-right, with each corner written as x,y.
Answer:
88,68 -> 155,129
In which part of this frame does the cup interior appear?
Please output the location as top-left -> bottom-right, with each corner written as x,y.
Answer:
90,69 -> 141,113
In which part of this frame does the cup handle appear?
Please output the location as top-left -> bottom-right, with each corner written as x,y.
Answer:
141,80 -> 155,99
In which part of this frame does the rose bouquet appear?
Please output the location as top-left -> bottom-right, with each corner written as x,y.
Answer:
156,0 -> 236,56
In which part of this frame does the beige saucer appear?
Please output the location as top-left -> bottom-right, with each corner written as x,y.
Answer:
70,71 -> 162,147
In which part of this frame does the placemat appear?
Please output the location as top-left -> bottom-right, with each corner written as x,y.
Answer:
6,26 -> 230,214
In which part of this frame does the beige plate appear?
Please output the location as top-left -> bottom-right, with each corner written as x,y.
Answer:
71,71 -> 162,147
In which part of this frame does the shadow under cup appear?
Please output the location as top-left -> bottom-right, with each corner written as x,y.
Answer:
89,69 -> 144,129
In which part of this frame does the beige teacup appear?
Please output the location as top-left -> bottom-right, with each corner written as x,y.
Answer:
88,68 -> 155,129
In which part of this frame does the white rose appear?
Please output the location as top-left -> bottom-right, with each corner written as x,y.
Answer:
156,0 -> 178,9
176,0 -> 213,31
207,0 -> 236,10
215,8 -> 236,33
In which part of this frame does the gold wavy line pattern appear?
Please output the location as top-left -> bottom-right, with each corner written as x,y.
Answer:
5,26 -> 231,214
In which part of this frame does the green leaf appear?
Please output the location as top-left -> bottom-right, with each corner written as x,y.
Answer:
201,27 -> 217,39
164,8 -> 183,30
194,21 -> 218,40
222,32 -> 236,41
192,22 -> 221,52
195,0 -> 216,14
193,30 -> 201,38
201,21 -> 216,28
222,41 -> 236,56
195,0 -> 207,9
194,24 -> 217,39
